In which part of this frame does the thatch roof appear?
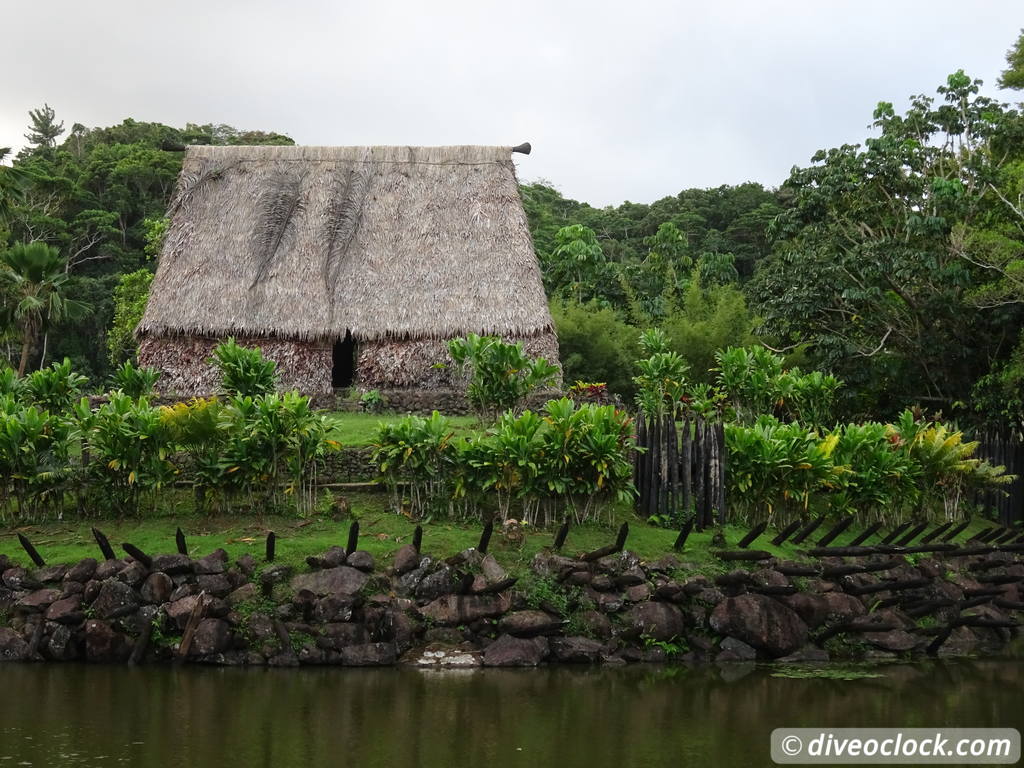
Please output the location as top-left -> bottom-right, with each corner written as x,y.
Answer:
138,145 -> 553,342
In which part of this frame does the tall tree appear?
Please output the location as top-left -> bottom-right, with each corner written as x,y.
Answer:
750,70 -> 1023,414
999,29 -> 1024,91
24,104 -> 65,150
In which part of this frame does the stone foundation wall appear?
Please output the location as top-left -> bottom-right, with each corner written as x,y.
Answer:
138,335 -> 332,396
356,331 -> 561,389
1,542 -> 1022,667
138,331 -> 561,399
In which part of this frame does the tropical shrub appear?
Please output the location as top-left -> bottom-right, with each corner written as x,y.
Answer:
892,411 -> 1013,520
373,411 -> 460,519
160,397 -> 229,512
725,410 -> 1012,527
84,392 -> 175,516
448,334 -> 560,421
359,389 -> 386,413
827,422 -> 919,525
725,417 -> 842,525
374,399 -> 636,525
106,269 -> 154,364
110,359 -> 160,399
633,328 -> 689,417
0,397 -> 73,521
22,358 -> 88,411
0,366 -> 25,399
715,346 -> 841,427
211,338 -> 278,397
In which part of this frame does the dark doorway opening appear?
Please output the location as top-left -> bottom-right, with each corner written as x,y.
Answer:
332,333 -> 356,388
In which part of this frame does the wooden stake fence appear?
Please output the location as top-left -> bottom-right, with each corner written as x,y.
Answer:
635,413 -> 726,529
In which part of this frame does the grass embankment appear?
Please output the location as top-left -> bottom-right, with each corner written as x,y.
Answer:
322,412 -> 479,446
2,492 -> 990,581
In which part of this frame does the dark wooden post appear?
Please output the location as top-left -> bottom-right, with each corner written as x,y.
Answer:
122,543 -> 152,569
17,534 -> 45,568
673,519 -> 693,551
175,527 -> 189,557
477,520 -> 494,554
771,520 -> 804,547
346,521 -> 360,554
92,527 -> 116,561
737,522 -> 767,549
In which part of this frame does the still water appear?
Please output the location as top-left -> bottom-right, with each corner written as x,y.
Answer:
1,653 -> 1022,768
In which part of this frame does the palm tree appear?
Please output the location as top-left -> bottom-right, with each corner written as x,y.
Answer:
0,242 -> 88,376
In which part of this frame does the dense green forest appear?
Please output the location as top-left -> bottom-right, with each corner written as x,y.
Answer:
2,30 -> 1024,429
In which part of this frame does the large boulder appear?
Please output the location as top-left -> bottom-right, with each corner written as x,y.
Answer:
418,594 -> 508,626
483,634 -> 549,666
84,619 -> 131,662
347,551 -> 375,572
392,545 -> 420,576
191,619 -> 231,656
45,623 -> 79,661
45,595 -> 84,625
549,636 -> 603,663
91,580 -> 139,620
14,588 -> 62,614
290,566 -> 368,597
709,594 -> 808,658
414,568 -> 458,601
65,558 -> 98,582
152,554 -> 193,576
782,592 -> 865,629
623,602 -> 686,642
0,627 -> 29,662
34,565 -> 68,583
165,594 -> 203,630
340,642 -> 397,666
498,610 -> 565,637
141,572 -> 174,604
193,549 -> 228,575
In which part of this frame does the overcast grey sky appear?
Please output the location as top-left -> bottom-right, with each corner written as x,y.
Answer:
1,1 -> 1020,206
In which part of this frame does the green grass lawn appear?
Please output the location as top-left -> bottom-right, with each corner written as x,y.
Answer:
322,411 -> 481,446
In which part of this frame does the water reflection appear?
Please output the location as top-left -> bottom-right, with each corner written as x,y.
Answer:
1,647 -> 1022,768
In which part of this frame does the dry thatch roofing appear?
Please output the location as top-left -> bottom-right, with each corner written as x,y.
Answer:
138,145 -> 553,342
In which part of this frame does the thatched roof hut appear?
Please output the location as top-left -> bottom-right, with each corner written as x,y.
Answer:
138,144 -> 558,396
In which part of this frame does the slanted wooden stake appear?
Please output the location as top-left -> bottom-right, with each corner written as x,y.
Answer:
817,517 -> 854,548
265,532 -> 276,562
92,527 -> 116,561
176,527 -> 189,557
895,522 -> 929,547
737,522 -> 767,549
553,519 -> 570,551
879,522 -> 912,546
122,543 -> 152,569
346,521 -> 360,554
478,519 -> 494,554
846,521 -> 883,547
580,523 -> 630,562
412,525 -> 423,553
17,533 -> 45,568
770,520 -> 803,547
941,520 -> 971,543
673,519 -> 693,551
791,517 -> 824,546
176,593 -> 207,663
